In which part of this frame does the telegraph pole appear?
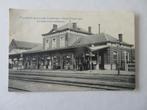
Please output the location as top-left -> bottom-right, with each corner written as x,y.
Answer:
117,44 -> 120,75
117,34 -> 123,75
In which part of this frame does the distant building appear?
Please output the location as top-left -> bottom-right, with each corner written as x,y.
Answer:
9,23 -> 134,71
9,39 -> 41,53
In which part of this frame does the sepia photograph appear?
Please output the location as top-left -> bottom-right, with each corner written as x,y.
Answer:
9,9 -> 135,91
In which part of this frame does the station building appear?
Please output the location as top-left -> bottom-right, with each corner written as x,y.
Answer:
9,23 -> 134,71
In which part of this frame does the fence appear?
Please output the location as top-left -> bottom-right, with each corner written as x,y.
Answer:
127,62 -> 135,72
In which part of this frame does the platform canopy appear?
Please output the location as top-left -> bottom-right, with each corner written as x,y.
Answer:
88,45 -> 109,52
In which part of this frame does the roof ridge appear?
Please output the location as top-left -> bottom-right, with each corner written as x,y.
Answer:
42,22 -> 91,36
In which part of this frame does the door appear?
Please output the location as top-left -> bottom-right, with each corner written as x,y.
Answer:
99,52 -> 104,69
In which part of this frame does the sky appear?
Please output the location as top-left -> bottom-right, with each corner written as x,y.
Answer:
9,9 -> 135,45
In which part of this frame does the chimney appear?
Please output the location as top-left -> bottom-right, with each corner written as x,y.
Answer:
72,23 -> 77,29
118,33 -> 123,42
98,24 -> 100,34
88,26 -> 91,33
53,24 -> 57,30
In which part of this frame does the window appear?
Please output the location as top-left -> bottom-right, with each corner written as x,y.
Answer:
125,52 -> 130,62
60,36 -> 65,48
113,51 -> 118,64
52,38 -> 56,48
44,38 -> 50,49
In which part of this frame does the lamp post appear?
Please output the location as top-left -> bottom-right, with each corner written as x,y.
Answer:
117,34 -> 123,75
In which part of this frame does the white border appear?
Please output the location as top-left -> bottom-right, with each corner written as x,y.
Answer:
0,0 -> 147,110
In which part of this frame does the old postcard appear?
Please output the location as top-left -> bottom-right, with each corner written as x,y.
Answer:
9,9 -> 135,91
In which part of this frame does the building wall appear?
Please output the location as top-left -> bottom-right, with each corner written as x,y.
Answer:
105,46 -> 133,70
43,30 -> 88,50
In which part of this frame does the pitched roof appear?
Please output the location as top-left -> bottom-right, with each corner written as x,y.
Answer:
26,44 -> 43,52
72,33 -> 132,47
42,23 -> 91,36
11,39 -> 41,49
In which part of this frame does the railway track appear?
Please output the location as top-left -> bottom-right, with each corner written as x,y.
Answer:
9,71 -> 135,91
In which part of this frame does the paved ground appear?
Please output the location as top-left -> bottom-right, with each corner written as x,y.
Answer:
9,69 -> 135,92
